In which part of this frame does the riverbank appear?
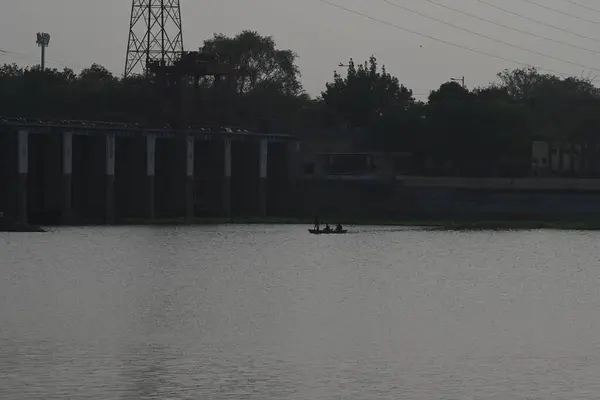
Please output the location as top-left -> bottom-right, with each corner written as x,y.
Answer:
0,216 -> 45,232
120,217 -> 600,231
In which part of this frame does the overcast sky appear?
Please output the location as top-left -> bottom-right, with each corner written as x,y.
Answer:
2,0 -> 600,98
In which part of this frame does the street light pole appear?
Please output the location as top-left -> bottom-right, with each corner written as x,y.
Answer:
36,32 -> 50,71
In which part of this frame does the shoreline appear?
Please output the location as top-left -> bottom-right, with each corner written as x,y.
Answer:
78,217 -> 600,231
10,216 -> 600,232
0,216 -> 45,232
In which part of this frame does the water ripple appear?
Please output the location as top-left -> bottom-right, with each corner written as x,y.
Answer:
1,226 -> 600,399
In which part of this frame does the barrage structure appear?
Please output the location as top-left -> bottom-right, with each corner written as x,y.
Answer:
0,118 -> 300,225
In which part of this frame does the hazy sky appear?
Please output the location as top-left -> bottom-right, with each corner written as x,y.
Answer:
2,0 -> 600,99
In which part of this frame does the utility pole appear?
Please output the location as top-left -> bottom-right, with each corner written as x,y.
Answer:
36,33 -> 50,71
450,76 -> 465,88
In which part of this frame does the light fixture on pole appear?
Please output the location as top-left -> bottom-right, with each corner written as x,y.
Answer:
36,32 -> 50,71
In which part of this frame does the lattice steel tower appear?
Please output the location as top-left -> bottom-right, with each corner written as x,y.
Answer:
124,0 -> 184,77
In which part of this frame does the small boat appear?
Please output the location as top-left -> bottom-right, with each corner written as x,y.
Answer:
309,229 -> 347,235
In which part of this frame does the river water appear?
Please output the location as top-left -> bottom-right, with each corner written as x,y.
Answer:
1,226 -> 600,399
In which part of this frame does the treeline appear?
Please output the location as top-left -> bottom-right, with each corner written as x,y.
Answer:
2,30 -> 600,177
0,31 -> 309,130
320,57 -> 600,177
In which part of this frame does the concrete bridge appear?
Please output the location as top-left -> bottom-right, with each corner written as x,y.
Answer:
0,120 -> 300,224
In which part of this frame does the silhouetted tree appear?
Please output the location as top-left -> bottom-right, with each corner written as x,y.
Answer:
322,56 -> 415,129
497,68 -> 600,176
4,33 -> 600,178
202,30 -> 303,96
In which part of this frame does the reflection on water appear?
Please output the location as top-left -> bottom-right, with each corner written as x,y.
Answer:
2,226 -> 600,399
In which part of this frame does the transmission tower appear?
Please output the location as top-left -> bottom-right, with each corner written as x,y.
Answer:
124,0 -> 184,77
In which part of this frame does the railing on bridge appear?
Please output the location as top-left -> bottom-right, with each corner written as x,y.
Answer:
0,117 -> 298,142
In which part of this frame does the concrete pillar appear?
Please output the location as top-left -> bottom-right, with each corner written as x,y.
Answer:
146,135 -> 156,221
259,138 -> 268,217
105,134 -> 116,224
62,132 -> 73,224
223,138 -> 232,217
288,140 -> 301,178
185,135 -> 194,222
286,140 -> 301,216
17,130 -> 28,223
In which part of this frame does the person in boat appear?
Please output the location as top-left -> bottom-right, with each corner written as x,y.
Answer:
335,223 -> 343,232
324,224 -> 332,232
314,215 -> 320,231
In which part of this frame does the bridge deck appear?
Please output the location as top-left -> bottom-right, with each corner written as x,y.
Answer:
0,119 -> 298,142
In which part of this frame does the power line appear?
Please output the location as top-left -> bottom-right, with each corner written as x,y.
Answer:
0,48 -> 57,65
382,0 -> 600,73
314,0 -> 570,77
415,0 -> 600,55
475,0 -> 600,45
0,49 -> 47,64
518,0 -> 600,25
0,47 -> 103,71
0,48 -> 31,56
558,0 -> 600,14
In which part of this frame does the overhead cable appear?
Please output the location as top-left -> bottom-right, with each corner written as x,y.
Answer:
315,0 -> 571,76
415,0 -> 600,55
474,0 -> 600,44
383,0 -> 600,73
518,0 -> 600,25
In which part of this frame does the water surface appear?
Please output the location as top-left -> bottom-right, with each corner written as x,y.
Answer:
1,225 -> 600,399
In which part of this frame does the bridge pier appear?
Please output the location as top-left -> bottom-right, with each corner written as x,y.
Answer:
185,136 -> 194,222
17,130 -> 28,223
258,138 -> 268,217
288,140 -> 301,177
2,122 -> 297,224
105,134 -> 116,224
146,135 -> 156,221
62,132 -> 73,224
223,138 -> 232,217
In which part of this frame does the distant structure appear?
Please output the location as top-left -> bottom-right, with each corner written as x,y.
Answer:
123,0 -> 242,130
124,0 -> 184,77
36,33 -> 50,71
146,50 -> 237,128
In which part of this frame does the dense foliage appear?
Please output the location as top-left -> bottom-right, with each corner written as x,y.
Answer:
2,30 -> 600,176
